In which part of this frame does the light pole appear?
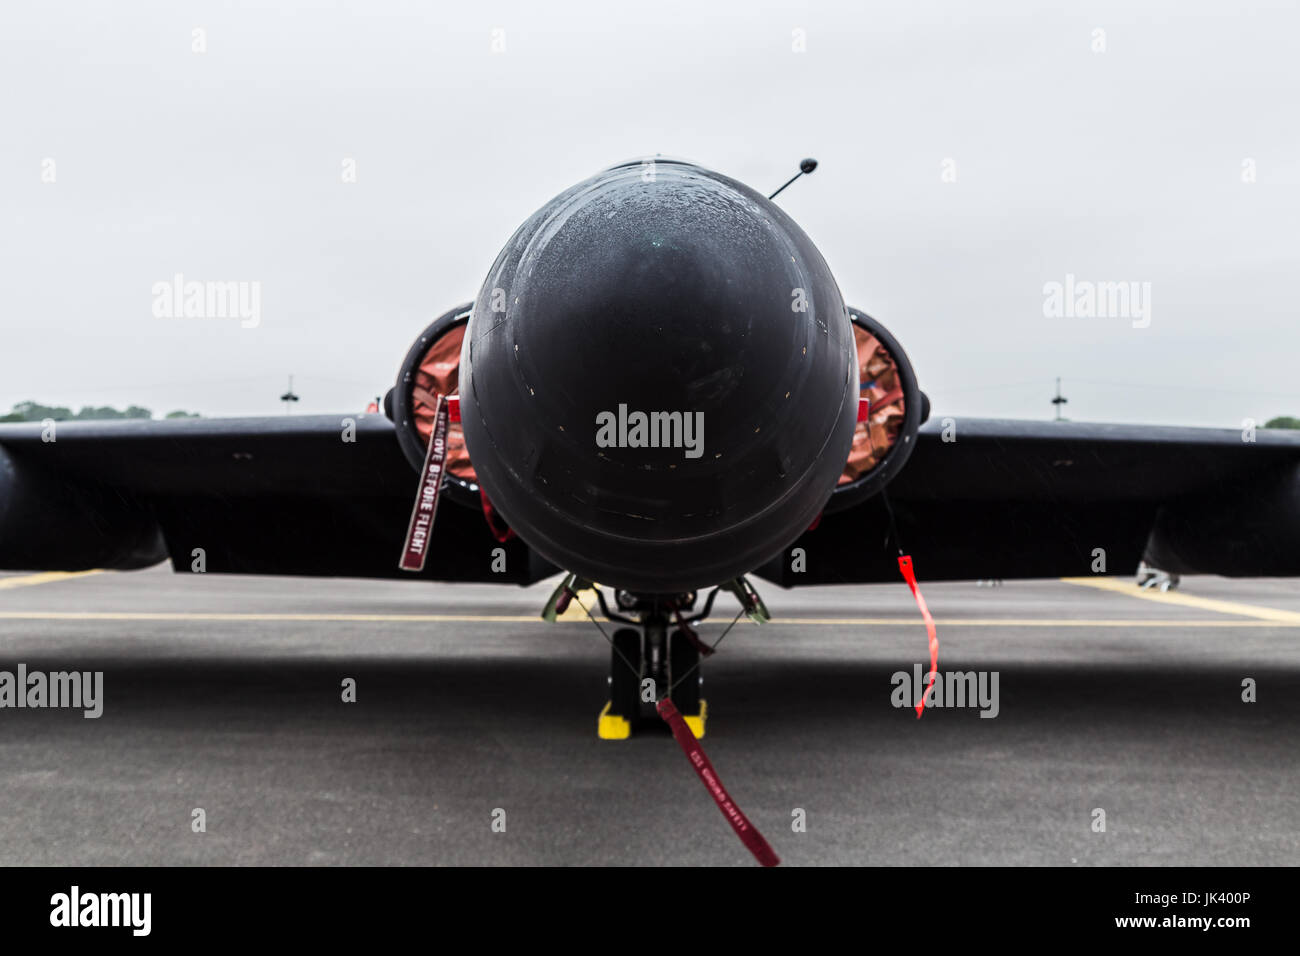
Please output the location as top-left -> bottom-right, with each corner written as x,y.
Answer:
280,375 -> 300,414
1052,377 -> 1068,421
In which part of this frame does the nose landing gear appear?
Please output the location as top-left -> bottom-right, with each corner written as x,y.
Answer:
542,575 -> 769,739
603,606 -> 705,739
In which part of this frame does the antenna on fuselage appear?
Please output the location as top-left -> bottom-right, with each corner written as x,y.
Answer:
767,158 -> 818,200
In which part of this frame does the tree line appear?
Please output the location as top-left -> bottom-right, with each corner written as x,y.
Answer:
0,401 -> 199,422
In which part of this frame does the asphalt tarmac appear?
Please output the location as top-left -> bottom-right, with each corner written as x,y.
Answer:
1,566 -> 1296,866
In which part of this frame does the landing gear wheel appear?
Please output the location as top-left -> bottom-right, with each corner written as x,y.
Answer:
606,627 -> 642,720
669,629 -> 706,737
669,630 -> 700,714
598,628 -> 642,739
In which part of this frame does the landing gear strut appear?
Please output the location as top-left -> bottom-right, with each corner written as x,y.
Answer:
602,595 -> 705,739
542,575 -> 770,739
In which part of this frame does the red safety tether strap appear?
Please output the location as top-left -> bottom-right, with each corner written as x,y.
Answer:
897,554 -> 939,718
479,489 -> 516,543
657,698 -> 780,867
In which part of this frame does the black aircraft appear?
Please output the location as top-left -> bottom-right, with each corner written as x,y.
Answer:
3,157 -> 1298,739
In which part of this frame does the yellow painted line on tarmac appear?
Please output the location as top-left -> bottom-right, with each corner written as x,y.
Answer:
0,610 -> 1293,627
778,617 -> 1294,627
0,611 -> 545,623
1061,576 -> 1300,624
0,570 -> 103,590
3,572 -> 1291,626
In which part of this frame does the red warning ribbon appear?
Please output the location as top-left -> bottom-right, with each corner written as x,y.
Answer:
657,698 -> 780,867
479,488 -> 516,543
897,554 -> 939,718
398,395 -> 449,572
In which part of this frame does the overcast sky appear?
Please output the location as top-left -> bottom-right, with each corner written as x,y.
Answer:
2,0 -> 1297,426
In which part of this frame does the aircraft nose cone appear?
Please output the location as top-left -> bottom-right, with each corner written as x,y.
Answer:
459,159 -> 857,592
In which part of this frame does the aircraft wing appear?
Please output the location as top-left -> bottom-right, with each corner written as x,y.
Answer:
755,418 -> 1300,586
4,414 -> 1298,587
0,415 -> 556,583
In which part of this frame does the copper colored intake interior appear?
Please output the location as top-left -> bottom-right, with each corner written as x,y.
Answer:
839,325 -> 905,485
411,321 -> 900,489
411,323 -> 476,482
